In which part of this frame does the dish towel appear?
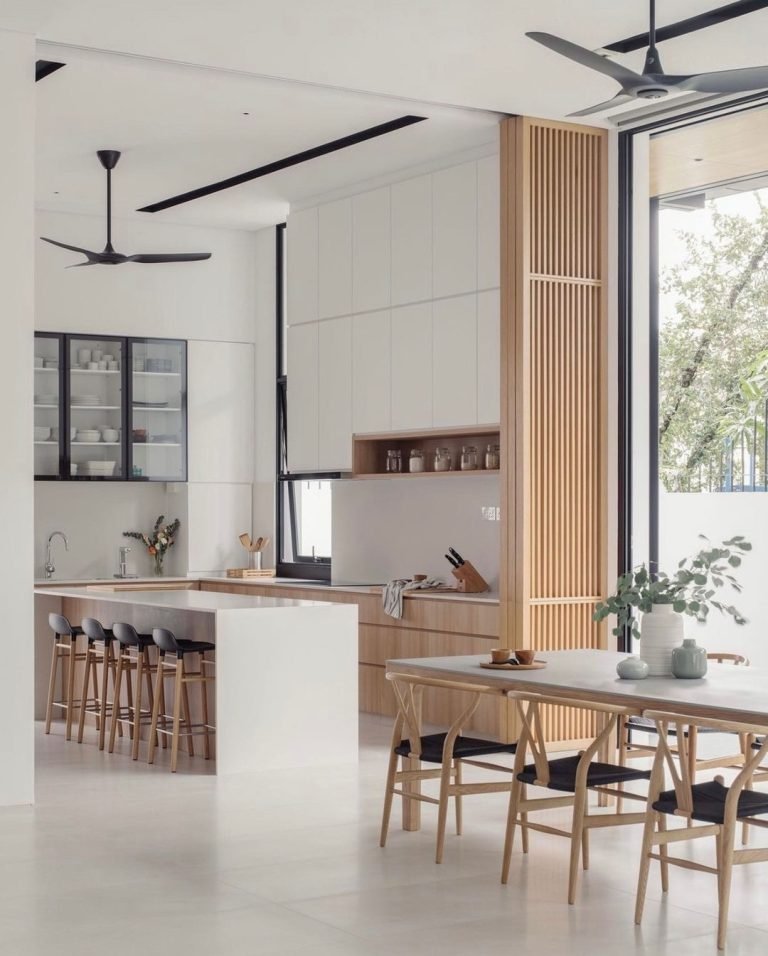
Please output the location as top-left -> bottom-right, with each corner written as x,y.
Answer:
382,577 -> 444,620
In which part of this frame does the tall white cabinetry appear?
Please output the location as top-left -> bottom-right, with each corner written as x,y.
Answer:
286,153 -> 500,474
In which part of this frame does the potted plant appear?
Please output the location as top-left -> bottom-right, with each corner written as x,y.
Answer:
123,515 -> 180,576
594,536 -> 750,676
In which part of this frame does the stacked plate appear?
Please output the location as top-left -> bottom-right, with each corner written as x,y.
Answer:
80,460 -> 116,477
35,393 -> 57,406
71,394 -> 99,406
75,429 -> 101,443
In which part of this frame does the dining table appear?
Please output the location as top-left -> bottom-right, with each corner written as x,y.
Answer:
385,648 -> 768,829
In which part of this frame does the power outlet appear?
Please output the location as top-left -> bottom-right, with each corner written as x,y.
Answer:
481,506 -> 500,521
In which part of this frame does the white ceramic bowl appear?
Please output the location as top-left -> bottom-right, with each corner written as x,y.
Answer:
34,426 -> 51,442
101,429 -> 119,443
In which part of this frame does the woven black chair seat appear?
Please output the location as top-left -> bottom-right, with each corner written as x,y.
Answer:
395,733 -> 516,764
517,754 -> 651,792
173,639 -> 215,656
653,779 -> 768,824
627,715 -> 721,736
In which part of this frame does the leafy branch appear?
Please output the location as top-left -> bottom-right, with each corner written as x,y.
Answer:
594,535 -> 751,639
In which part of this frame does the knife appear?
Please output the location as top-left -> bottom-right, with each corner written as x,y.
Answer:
448,547 -> 465,566
445,553 -> 460,569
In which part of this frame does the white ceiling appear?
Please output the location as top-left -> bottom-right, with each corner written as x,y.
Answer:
14,0 -> 768,230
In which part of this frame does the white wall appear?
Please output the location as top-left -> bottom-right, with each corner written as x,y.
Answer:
332,475 -> 500,588
1,29 -> 36,805
659,492 -> 768,669
35,210 -> 262,577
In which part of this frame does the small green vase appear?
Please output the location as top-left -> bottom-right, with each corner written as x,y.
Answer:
671,638 -> 708,679
153,552 -> 165,576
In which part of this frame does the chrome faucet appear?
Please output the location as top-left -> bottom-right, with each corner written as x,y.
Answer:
45,531 -> 68,579
115,546 -> 137,579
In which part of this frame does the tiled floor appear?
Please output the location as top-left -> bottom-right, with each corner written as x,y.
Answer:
2,718 -> 768,954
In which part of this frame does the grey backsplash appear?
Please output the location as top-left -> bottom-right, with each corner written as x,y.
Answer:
332,475 -> 500,589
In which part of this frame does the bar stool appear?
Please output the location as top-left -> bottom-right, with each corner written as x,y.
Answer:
77,618 -> 121,750
108,622 -> 167,761
44,613 -> 86,740
147,627 -> 215,773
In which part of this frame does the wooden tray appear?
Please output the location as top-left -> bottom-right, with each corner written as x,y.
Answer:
226,568 -> 277,579
480,660 -> 546,671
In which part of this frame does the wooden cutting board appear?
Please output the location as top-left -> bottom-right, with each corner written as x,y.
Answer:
479,660 -> 546,671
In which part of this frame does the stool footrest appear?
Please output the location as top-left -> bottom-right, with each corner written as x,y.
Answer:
155,723 -> 216,738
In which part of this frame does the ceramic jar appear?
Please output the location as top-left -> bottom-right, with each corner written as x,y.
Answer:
616,656 -> 649,680
639,603 -> 684,676
671,638 -> 708,679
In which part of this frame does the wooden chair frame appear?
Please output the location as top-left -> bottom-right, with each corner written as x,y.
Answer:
619,654 -> 751,786
147,649 -> 215,773
380,673 -> 514,864
635,711 -> 768,950
501,692 -> 649,904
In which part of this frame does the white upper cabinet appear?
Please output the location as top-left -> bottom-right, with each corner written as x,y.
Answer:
432,161 -> 477,298
287,323 -> 319,472
391,302 -> 433,431
352,188 -> 391,313
432,294 -> 477,427
318,317 -> 353,471
391,174 -> 432,306
477,154 -> 500,290
286,207 -> 318,326
318,199 -> 352,319
477,288 -> 500,424
187,340 -> 255,483
353,310 -> 391,434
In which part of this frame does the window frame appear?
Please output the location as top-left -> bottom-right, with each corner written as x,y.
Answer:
274,223 -> 337,580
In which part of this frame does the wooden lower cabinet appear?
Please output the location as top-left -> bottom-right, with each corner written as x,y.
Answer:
199,581 -> 504,738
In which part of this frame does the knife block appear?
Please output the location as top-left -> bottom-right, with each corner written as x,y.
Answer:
451,560 -> 489,594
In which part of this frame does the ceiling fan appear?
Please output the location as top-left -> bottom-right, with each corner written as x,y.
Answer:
528,0 -> 768,116
41,150 -> 212,266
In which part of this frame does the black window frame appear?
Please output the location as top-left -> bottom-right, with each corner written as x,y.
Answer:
275,222 -> 337,580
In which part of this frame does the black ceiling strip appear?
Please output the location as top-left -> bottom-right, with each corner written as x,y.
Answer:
605,0 -> 768,54
35,60 -> 66,82
138,114 -> 427,213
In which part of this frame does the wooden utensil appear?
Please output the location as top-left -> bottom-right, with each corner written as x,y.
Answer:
239,532 -> 253,551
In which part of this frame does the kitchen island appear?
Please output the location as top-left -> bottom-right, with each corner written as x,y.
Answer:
34,586 -> 358,774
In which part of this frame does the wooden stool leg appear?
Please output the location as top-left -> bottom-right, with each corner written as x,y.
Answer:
98,645 -> 113,751
90,653 -> 101,732
181,667 -> 194,757
170,656 -> 184,773
147,654 -> 165,766
65,636 -> 79,741
454,759 -> 463,835
108,650 -> 125,753
568,785 -> 588,904
44,640 -> 60,734
77,644 -> 92,743
132,649 -> 145,761
520,783 -> 530,855
200,653 -> 211,760
379,746 -> 399,848
157,649 -> 168,749
122,654 -> 133,741
143,650 -> 160,755
435,757 -> 452,864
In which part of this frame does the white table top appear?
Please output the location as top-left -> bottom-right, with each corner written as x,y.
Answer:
34,586 -> 332,615
386,649 -> 768,726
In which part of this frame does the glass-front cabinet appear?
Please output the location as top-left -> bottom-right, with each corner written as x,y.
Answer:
129,339 -> 187,482
68,335 -> 126,480
34,333 -> 187,482
34,333 -> 64,479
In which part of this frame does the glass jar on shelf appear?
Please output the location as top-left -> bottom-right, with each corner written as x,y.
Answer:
409,449 -> 426,473
484,443 -> 501,470
433,447 -> 452,472
385,449 -> 402,474
460,445 -> 478,471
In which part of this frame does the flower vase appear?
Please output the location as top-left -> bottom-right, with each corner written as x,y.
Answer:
639,603 -> 684,676
153,552 -> 165,577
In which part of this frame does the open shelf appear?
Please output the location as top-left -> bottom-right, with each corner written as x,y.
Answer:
352,425 -> 501,479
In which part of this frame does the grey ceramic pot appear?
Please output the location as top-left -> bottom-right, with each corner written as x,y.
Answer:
671,638 -> 708,679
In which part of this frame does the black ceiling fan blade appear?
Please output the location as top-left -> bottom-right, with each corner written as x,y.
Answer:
65,260 -> 100,268
568,91 -> 636,117
526,32 -> 642,86
40,236 -> 100,259
127,252 -> 212,263
678,64 -> 768,94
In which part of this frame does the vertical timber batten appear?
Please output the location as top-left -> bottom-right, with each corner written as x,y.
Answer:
500,116 -> 609,743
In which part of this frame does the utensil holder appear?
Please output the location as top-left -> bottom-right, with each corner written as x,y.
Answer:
451,560 -> 489,593
248,551 -> 263,571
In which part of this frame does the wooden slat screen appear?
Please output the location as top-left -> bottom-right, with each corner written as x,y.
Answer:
500,116 -> 608,744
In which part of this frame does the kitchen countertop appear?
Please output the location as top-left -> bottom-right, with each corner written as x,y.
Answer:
34,585 -> 331,614
35,575 -> 499,604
